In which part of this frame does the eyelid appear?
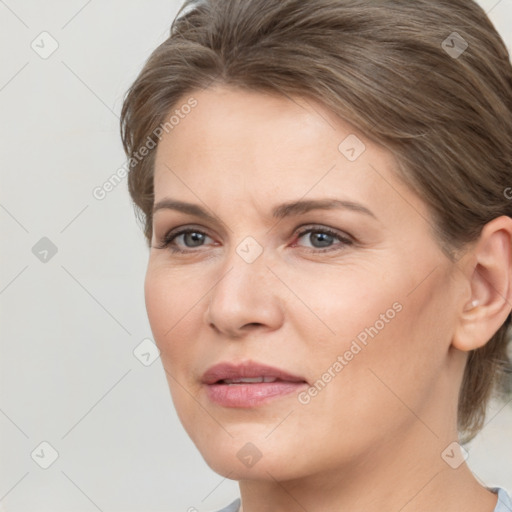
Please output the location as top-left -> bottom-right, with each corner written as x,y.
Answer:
294,224 -> 353,240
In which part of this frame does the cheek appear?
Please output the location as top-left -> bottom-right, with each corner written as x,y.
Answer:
144,269 -> 205,424
296,261 -> 449,406
144,271 -> 171,341
143,265 -> 212,399
143,267 -> 198,370
144,265 -> 201,338
283,261 -> 402,352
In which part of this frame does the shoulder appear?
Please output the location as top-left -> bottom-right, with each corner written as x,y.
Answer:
211,497 -> 241,512
490,487 -> 512,512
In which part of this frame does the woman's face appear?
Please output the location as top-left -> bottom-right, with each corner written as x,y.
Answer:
145,85 -> 464,480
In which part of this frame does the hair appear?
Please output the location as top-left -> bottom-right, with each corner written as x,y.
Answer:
120,0 -> 512,444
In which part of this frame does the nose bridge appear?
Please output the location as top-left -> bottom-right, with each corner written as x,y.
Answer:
205,234 -> 283,334
212,234 -> 271,304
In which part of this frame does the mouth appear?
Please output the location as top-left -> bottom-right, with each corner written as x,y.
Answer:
201,361 -> 309,408
219,376 -> 295,384
201,361 -> 308,385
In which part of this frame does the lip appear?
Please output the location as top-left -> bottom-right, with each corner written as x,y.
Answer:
202,361 -> 307,385
201,361 -> 309,408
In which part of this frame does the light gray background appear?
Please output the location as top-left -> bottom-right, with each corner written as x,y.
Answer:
1,1 -> 511,511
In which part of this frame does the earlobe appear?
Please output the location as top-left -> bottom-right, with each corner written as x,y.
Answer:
452,216 -> 512,352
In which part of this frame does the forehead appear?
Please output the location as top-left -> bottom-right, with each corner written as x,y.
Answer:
154,85 -> 346,170
152,85 -> 427,223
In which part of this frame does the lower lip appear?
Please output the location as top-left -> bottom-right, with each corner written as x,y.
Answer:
205,381 -> 308,407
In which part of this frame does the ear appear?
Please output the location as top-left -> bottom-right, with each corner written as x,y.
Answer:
452,215 -> 512,352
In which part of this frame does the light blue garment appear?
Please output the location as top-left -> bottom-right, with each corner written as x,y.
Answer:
213,497 -> 240,512
214,487 -> 512,512
492,487 -> 512,512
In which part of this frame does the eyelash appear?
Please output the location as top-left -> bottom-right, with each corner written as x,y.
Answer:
155,225 -> 354,254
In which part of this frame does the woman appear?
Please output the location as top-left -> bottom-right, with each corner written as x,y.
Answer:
120,0 -> 512,510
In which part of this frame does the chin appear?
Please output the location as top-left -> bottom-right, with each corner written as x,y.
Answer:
203,451 -> 301,481
191,432 -> 310,481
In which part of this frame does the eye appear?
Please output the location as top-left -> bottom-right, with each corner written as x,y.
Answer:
293,226 -> 353,252
154,225 -> 353,254
155,227 -> 215,254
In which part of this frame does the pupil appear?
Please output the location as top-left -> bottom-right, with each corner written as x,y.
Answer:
185,232 -> 204,247
312,232 -> 332,248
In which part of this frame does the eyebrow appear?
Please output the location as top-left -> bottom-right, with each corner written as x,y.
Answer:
152,198 -> 377,221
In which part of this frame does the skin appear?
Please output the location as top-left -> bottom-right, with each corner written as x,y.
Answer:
145,84 -> 512,512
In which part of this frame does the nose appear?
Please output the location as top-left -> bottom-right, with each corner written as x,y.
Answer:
204,245 -> 285,338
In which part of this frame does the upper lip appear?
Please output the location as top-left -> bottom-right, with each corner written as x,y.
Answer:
202,361 -> 308,385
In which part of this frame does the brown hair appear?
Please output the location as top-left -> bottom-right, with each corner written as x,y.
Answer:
120,0 -> 512,443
